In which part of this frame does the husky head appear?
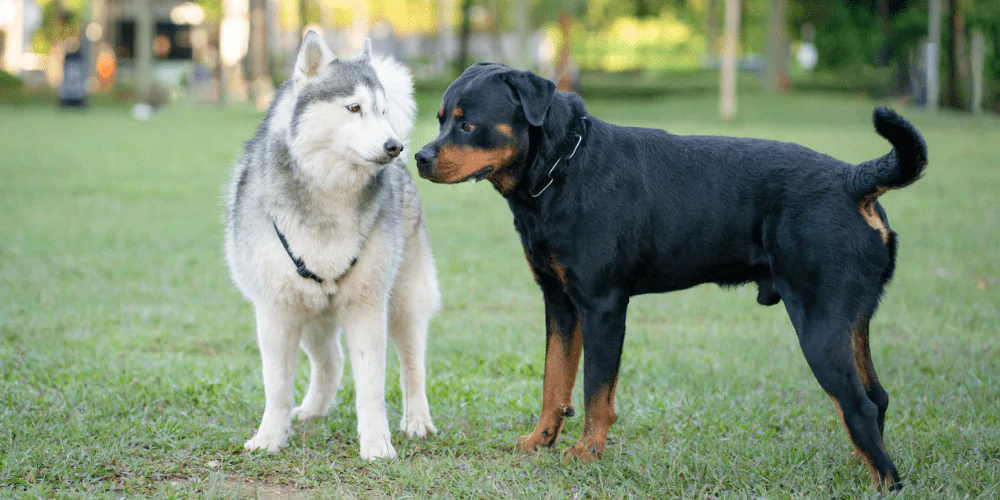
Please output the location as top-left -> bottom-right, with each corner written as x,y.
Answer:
286,31 -> 415,181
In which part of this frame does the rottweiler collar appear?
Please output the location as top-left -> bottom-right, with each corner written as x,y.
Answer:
272,223 -> 357,284
529,116 -> 589,198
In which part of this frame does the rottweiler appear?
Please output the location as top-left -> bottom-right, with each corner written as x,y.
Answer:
415,63 -> 927,491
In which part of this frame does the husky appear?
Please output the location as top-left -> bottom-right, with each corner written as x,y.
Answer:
224,32 -> 440,460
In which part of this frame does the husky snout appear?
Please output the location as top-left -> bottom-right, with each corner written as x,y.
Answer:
384,139 -> 403,158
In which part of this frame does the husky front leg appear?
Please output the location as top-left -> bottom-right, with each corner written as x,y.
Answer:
245,306 -> 303,453
341,300 -> 396,460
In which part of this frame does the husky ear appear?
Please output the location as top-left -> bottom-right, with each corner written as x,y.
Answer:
295,30 -> 334,85
502,69 -> 556,127
357,38 -> 373,63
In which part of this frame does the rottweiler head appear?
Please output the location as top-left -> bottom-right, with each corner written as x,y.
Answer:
415,63 -> 556,192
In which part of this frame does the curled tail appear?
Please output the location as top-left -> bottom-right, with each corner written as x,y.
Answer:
845,107 -> 928,202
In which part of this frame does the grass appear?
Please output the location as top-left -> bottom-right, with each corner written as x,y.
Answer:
1,92 -> 999,498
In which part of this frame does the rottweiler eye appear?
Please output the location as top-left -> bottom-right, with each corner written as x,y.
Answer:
460,122 -> 476,132
347,104 -> 361,113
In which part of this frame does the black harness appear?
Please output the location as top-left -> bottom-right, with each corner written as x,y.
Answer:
273,223 -> 357,284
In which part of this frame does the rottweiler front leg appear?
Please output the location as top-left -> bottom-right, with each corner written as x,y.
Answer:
516,281 -> 581,453
564,290 -> 629,461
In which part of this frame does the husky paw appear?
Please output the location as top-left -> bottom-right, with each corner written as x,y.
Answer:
359,433 -> 397,461
244,433 -> 287,454
291,405 -> 325,421
399,414 -> 436,439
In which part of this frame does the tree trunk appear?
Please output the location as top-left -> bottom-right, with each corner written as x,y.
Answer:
763,0 -> 789,93
456,0 -> 473,73
970,30 -> 984,113
514,0 -> 528,68
927,0 -> 941,112
2,0 -> 24,73
221,0 -> 250,103
720,0 -> 740,121
136,0 -> 154,103
945,0 -> 965,109
555,11 -> 573,91
706,0 -> 719,55
249,0 -> 272,110
437,0 -> 455,75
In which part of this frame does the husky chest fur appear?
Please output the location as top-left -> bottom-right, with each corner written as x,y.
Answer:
225,32 -> 440,461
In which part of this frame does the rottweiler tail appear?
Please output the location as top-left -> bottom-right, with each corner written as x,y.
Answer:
845,107 -> 928,202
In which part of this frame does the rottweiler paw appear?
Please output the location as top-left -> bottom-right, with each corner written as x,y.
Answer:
515,429 -> 555,454
563,439 -> 604,462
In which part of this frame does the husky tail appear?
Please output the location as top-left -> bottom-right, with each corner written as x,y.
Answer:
845,107 -> 928,202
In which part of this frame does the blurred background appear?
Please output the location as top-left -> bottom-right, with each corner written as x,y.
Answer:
0,0 -> 997,115
2,2 -> 999,495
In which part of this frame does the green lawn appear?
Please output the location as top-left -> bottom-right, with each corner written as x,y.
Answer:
2,93 -> 998,498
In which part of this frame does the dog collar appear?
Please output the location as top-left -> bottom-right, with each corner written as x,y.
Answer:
273,223 -> 357,284
529,117 -> 588,198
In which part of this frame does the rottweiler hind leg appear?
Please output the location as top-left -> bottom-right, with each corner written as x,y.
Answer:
786,301 -> 901,491
851,315 -> 890,438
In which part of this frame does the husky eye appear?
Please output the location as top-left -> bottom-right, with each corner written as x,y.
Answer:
460,122 -> 476,132
347,104 -> 361,114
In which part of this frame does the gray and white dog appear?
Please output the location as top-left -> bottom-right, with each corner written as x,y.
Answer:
225,31 -> 439,460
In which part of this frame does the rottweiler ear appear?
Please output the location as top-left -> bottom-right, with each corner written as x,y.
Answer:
502,70 -> 556,127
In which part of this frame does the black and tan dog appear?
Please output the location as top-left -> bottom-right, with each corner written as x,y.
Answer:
416,63 -> 926,491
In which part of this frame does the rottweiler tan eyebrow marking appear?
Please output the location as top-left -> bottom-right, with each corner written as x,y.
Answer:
415,62 -> 927,492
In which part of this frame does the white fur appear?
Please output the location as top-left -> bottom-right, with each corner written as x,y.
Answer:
226,33 -> 439,461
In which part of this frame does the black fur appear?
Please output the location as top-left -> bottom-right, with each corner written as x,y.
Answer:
416,63 -> 926,491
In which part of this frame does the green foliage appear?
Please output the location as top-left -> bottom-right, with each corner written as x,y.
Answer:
32,0 -> 81,55
791,0 -> 884,72
0,69 -> 24,92
1,94 -> 999,496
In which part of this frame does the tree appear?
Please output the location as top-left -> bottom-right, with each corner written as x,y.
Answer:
945,0 -> 967,108
720,0 -> 741,121
764,0 -> 789,93
456,0 -> 473,73
249,0 -> 272,110
136,0 -> 153,104
927,0 -> 942,111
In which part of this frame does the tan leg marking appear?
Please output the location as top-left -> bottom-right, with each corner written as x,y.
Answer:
564,377 -> 618,461
516,318 -> 582,453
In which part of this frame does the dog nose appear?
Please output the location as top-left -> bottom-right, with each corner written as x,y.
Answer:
384,139 -> 403,158
415,148 -> 435,177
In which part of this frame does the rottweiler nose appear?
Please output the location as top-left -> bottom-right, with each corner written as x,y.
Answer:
415,147 -> 435,177
384,139 -> 403,158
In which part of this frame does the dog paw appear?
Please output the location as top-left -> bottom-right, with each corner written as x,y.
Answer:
399,414 -> 436,439
359,433 -> 397,461
244,433 -> 287,454
515,430 -> 554,454
291,405 -> 325,421
562,439 -> 604,462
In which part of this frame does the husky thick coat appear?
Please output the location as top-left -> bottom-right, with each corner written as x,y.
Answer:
225,32 -> 440,460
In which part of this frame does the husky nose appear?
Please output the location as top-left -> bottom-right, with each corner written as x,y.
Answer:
384,139 -> 403,158
415,148 -> 435,177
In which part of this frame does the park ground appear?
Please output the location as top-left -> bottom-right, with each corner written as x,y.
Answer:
1,92 -> 999,498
